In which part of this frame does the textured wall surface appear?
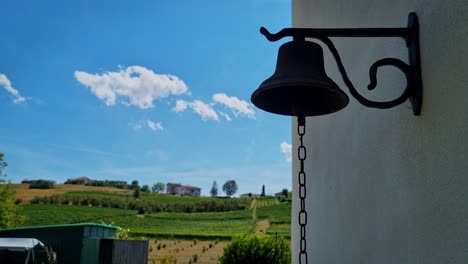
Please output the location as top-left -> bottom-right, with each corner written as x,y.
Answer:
291,1 -> 468,263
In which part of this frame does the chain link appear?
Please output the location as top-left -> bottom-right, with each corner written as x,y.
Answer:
297,117 -> 308,264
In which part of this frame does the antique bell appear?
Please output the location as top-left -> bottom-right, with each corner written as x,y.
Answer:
251,40 -> 349,116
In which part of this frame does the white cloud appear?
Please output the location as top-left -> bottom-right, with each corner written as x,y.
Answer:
219,112 -> 232,122
129,119 -> 164,132
75,65 -> 189,109
173,100 -> 189,112
0,73 -> 27,103
147,120 -> 164,131
280,141 -> 292,163
191,100 -> 219,121
172,100 -> 219,121
212,93 -> 255,119
129,121 -> 143,131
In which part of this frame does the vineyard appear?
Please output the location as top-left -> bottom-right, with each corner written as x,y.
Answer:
13,184 -> 291,263
28,191 -> 251,213
16,185 -> 290,239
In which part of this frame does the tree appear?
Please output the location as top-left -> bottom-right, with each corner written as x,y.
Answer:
152,182 -> 165,193
0,153 -> 6,177
210,181 -> 218,197
130,180 -> 139,190
0,152 -> 25,228
29,180 -> 55,189
141,185 -> 150,193
261,184 -> 265,196
133,187 -> 141,199
222,180 -> 238,197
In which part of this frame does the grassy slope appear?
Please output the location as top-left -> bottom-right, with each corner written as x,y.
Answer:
18,189 -> 291,239
20,203 -> 291,239
257,202 -> 291,224
116,214 -> 255,238
20,204 -> 256,239
13,184 -> 132,203
20,204 -> 134,226
257,202 -> 291,237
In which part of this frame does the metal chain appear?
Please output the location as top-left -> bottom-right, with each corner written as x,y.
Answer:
297,116 -> 308,264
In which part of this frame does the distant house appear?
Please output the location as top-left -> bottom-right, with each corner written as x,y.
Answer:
65,177 -> 90,185
183,185 -> 201,196
166,183 -> 201,196
166,183 -> 184,195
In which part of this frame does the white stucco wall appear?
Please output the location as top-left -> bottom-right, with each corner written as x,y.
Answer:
291,1 -> 468,263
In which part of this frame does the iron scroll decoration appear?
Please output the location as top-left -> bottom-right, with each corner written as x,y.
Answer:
250,13 -> 422,264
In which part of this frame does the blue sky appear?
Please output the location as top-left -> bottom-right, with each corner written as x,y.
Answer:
0,0 -> 292,196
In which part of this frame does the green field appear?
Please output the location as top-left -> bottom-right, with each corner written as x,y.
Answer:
257,202 -> 291,224
257,202 -> 291,237
112,214 -> 255,239
20,202 -> 290,239
20,204 -> 134,226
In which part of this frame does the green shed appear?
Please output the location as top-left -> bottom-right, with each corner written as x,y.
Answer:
0,223 -> 118,264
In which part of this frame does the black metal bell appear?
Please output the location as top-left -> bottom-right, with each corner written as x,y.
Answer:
251,40 -> 349,116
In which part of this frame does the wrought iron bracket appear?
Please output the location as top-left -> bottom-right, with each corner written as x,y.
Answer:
260,12 -> 422,115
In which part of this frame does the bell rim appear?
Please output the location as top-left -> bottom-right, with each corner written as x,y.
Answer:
251,80 -> 350,116
256,76 -> 344,91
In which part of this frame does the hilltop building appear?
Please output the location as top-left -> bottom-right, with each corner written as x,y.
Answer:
64,177 -> 90,185
166,183 -> 201,196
